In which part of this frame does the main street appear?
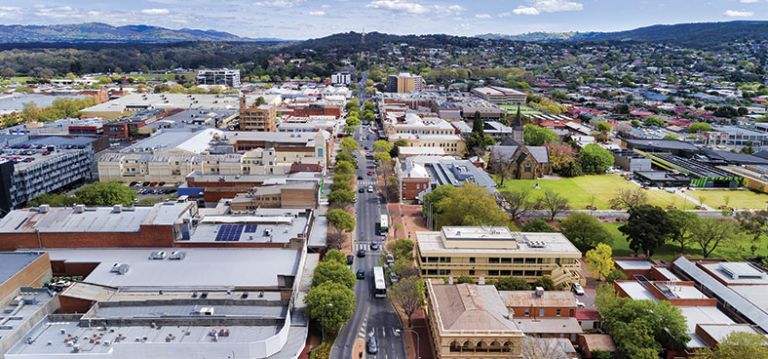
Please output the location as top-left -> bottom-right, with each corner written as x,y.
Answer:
330,118 -> 406,359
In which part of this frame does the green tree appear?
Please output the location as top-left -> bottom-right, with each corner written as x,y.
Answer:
619,205 -> 676,257
595,122 -> 612,133
73,182 -> 136,206
373,151 -> 391,162
372,140 -> 392,154
327,208 -> 355,236
345,115 -> 362,128
691,218 -> 741,258
608,187 -> 648,210
456,275 -> 473,284
524,124 -> 558,146
305,282 -> 355,338
560,213 -> 614,251
521,219 -> 554,232
697,332 -> 768,359
532,276 -> 555,290
736,210 -> 768,251
585,243 -> 614,281
328,189 -> 355,208
539,190 -> 569,221
688,122 -> 712,133
330,174 -> 354,192
312,260 -> 356,290
386,239 -> 414,260
334,152 -> 357,168
388,277 -> 425,328
492,277 -> 531,290
339,137 -> 359,153
605,268 -> 627,283
27,193 -> 76,207
345,98 -> 360,112
334,161 -> 355,176
643,115 -> 665,127
579,143 -> 614,174
667,209 -> 698,253
500,188 -> 534,221
435,184 -> 510,228
323,248 -> 347,265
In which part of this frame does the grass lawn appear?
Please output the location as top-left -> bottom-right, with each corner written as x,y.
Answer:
498,175 -> 695,210
686,189 -> 768,210
499,104 -> 542,116
602,222 -> 768,262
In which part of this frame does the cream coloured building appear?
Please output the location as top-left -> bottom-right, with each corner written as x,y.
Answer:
416,227 -> 583,288
426,280 -> 524,358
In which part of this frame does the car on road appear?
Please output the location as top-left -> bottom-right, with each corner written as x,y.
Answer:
390,272 -> 399,283
358,187 -> 365,193
370,242 -> 380,250
364,146 -> 369,151
357,249 -> 366,258
367,171 -> 374,176
356,269 -> 365,279
357,175 -> 363,180
366,336 -> 378,355
572,283 -> 585,296
367,185 -> 374,193
347,255 -> 354,265
386,254 -> 394,266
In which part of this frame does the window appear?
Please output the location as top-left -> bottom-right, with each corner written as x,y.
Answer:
524,271 -> 536,276
524,308 -> 530,316
469,257 -> 476,263
501,258 -> 512,264
500,270 -> 511,276
427,269 -> 438,275
513,258 -> 524,264
469,270 -> 475,276
539,308 -> 545,317
525,258 -> 537,264
488,270 -> 499,276
513,270 -> 523,276
556,309 -> 561,317
489,258 -> 500,264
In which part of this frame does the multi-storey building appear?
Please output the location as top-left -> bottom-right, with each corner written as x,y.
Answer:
331,72 -> 352,85
416,227 -> 583,288
239,97 -> 277,131
386,73 -> 426,93
196,68 -> 241,88
471,86 -> 527,105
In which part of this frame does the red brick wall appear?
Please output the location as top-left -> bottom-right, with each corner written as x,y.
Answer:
51,261 -> 100,277
0,225 -> 174,251
58,295 -> 94,314
510,306 -> 577,318
401,178 -> 430,200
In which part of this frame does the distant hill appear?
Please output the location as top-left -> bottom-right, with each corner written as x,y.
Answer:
0,23 -> 279,43
478,21 -> 768,47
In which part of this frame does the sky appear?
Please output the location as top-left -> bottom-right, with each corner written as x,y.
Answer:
0,0 -> 766,39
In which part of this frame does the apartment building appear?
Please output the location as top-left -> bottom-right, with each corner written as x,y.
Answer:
331,72 -> 352,85
239,97 -> 277,131
472,86 -> 527,105
416,227 -> 583,288
386,73 -> 426,93
229,182 -> 319,211
196,68 -> 241,88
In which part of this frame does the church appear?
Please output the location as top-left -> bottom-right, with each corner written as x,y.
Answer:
488,106 -> 552,180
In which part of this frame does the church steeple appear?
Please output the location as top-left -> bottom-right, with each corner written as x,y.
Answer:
512,104 -> 524,144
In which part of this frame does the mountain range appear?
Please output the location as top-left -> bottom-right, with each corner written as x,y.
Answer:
0,23 -> 280,43
477,20 -> 768,47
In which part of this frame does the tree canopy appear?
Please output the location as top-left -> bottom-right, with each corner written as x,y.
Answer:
619,205 -> 676,257
586,244 -> 614,281
579,144 -> 614,174
73,182 -> 137,206
312,260 -> 356,290
305,281 -> 355,337
433,184 -> 510,228
560,213 -> 614,251
388,277 -> 425,328
524,124 -> 558,146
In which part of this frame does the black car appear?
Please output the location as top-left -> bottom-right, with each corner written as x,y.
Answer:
358,187 -> 365,193
357,249 -> 366,258
346,255 -> 354,265
357,175 -> 363,180
370,242 -> 380,251
356,269 -> 365,279
367,336 -> 378,354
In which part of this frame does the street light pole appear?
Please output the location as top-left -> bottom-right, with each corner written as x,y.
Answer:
402,328 -> 421,359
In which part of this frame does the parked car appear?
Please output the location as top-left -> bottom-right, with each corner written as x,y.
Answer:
366,336 -> 378,354
346,255 -> 354,265
572,283 -> 585,296
357,249 -> 366,258
358,187 -> 365,193
356,269 -> 365,279
386,254 -> 395,266
390,273 -> 399,283
370,242 -> 380,251
367,185 -> 374,193
367,171 -> 374,176
357,175 -> 363,180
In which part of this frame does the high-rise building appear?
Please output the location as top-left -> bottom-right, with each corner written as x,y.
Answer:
385,73 -> 426,93
331,72 -> 352,85
196,68 -> 241,88
239,97 -> 277,131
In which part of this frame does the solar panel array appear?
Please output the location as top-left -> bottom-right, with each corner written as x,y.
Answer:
244,224 -> 258,233
215,224 -> 244,242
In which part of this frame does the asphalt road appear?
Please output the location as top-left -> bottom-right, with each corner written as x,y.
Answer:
330,124 -> 406,359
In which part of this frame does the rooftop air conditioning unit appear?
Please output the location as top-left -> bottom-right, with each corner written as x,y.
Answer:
73,204 -> 85,214
110,263 -> 130,275
38,204 -> 50,213
168,251 -> 186,260
149,251 -> 166,260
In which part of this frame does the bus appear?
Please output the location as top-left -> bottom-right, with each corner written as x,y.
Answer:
378,214 -> 389,235
373,266 -> 387,298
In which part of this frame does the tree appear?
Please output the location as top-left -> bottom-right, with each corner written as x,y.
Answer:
586,244 -> 614,281
697,332 -> 768,359
521,219 -> 554,232
339,137 -> 359,153
386,239 -> 414,260
330,174 -> 354,192
456,275 -> 473,284
559,213 -> 613,250
532,276 -> 555,290
579,143 -> 614,174
323,249 -> 347,265
619,205 -> 676,257
524,124 -> 558,146
312,261 -> 356,290
327,208 -> 355,237
328,189 -> 355,208
667,209 -> 698,253
539,190 -> 569,221
388,277 -> 425,328
643,115 -> 665,127
389,139 -> 409,158
334,151 -> 357,168
27,193 -> 76,207
345,115 -> 362,128
435,184 -> 510,228
522,337 -> 571,359
691,219 -> 740,258
305,282 -> 355,338
372,140 -> 392,154
466,112 -> 495,156
373,151 -> 391,162
549,144 -> 581,177
688,122 -> 712,133
391,257 -> 419,278
334,161 -> 354,176
605,268 -> 627,283
492,277 -> 531,290
596,286 -> 690,359
595,121 -> 612,133
608,187 -> 648,210
73,182 -> 136,206
500,188 -> 534,221
736,210 -> 768,251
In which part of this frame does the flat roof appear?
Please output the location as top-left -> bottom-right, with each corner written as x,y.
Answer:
614,259 -> 654,270
702,262 -> 768,285
514,318 -> 582,334
679,306 -> 735,348
0,252 -> 45,285
616,281 -> 658,301
44,248 -> 301,289
0,202 -> 193,234
188,215 -> 309,244
82,93 -> 279,113
417,230 -> 582,257
499,290 -> 577,308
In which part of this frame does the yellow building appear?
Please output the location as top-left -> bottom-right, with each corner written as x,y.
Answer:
416,227 -> 583,288
239,97 -> 277,132
386,73 -> 426,93
426,280 -> 524,358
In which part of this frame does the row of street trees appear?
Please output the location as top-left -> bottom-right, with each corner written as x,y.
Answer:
305,249 -> 356,351
384,239 -> 426,328
28,181 -> 137,207
326,137 -> 358,249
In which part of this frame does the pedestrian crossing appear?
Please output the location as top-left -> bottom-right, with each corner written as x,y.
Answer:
357,180 -> 377,186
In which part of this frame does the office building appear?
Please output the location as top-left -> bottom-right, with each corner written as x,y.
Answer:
81,94 -> 280,120
471,87 -> 527,105
386,73 -> 426,93
240,97 -> 277,132
416,227 -> 583,288
196,68 -> 241,88
229,182 -> 320,211
331,72 -> 352,85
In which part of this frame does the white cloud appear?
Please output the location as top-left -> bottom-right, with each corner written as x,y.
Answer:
724,9 -> 754,17
141,8 -> 170,15
513,7 -> 540,15
254,0 -> 305,8
474,13 -> 492,19
309,10 -> 326,16
740,0 -> 759,3
511,0 -> 583,16
367,0 -> 463,15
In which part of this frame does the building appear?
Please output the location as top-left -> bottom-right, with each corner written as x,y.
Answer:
186,172 -> 323,203
612,149 -> 652,172
386,73 -> 426,93
488,145 -> 551,180
196,68 -> 241,88
0,252 -> 52,303
140,109 -> 238,134
0,137 -> 97,213
330,72 -> 352,85
471,87 -> 527,105
416,227 -> 582,287
103,109 -> 165,140
229,182 -> 319,210
398,157 -> 497,201
278,116 -> 340,135
81,94 -> 280,119
240,97 -> 277,132
499,289 -> 583,342
700,126 -> 768,148
425,281 -> 524,358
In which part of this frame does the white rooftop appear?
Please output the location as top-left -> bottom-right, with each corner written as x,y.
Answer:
416,229 -> 582,257
616,281 -> 658,301
703,262 -> 768,284
678,306 -> 736,348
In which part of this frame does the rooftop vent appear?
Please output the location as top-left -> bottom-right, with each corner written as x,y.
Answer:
168,251 -> 186,260
148,251 -> 166,260
73,204 -> 85,214
535,286 -> 545,297
38,204 -> 50,213
110,263 -> 130,275
112,205 -> 122,213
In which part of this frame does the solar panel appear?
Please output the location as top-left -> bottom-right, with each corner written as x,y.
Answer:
244,224 -> 258,233
215,224 -> 244,242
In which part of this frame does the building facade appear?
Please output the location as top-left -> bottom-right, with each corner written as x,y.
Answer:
240,97 -> 277,132
196,68 -> 241,88
386,73 -> 426,93
331,72 -> 352,85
